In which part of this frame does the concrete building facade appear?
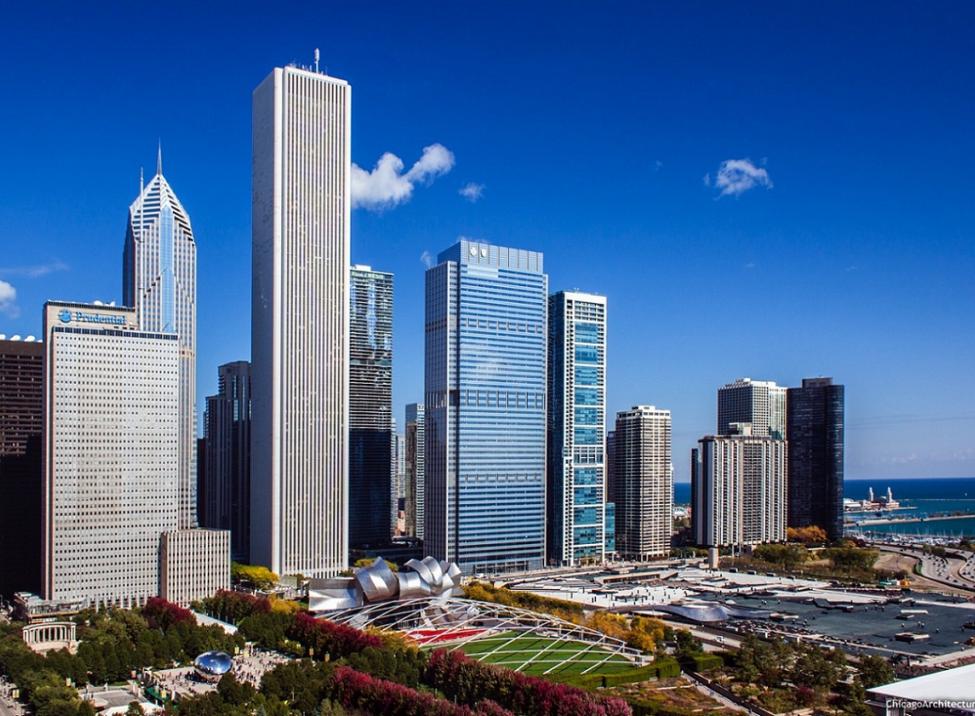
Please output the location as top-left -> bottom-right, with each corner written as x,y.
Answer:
693,424 -> 787,547
251,65 -> 351,577
613,405 -> 672,560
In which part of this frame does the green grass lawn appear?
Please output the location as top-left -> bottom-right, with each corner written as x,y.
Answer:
441,630 -> 638,677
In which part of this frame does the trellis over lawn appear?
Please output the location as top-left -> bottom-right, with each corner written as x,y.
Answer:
324,596 -> 651,676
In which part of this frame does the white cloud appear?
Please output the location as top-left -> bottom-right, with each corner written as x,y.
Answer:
711,158 -> 773,197
0,280 -> 18,317
351,143 -> 455,211
420,250 -> 434,269
0,260 -> 69,278
458,182 -> 484,202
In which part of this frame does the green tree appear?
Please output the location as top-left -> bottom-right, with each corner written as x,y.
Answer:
260,660 -> 333,714
126,702 -> 145,716
824,546 -> 878,573
317,701 -> 346,716
673,629 -> 702,658
217,673 -> 256,706
857,655 -> 894,688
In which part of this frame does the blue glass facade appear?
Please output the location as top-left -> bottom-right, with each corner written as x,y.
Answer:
425,240 -> 547,574
547,291 -> 606,565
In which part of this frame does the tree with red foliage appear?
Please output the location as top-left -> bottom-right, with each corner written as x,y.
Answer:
331,666 -> 496,716
287,612 -> 383,660
424,649 -> 631,716
143,597 -> 195,630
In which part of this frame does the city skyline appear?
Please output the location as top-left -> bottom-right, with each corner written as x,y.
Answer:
1,4 -> 973,481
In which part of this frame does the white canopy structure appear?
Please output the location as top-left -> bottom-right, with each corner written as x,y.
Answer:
324,595 -> 651,676
868,663 -> 975,715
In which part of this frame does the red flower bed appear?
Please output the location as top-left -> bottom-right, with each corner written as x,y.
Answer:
408,628 -> 489,645
288,612 -> 383,659
425,649 -> 632,716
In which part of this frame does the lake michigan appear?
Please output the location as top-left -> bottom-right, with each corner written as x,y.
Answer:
674,476 -> 975,539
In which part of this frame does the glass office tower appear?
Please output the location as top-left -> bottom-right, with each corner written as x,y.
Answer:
202,361 -> 252,563
123,149 -> 198,528
547,291 -> 606,566
348,265 -> 393,549
0,337 -> 43,597
425,239 -> 547,574
787,377 -> 845,541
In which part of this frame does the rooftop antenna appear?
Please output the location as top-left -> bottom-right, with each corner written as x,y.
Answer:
314,48 -> 320,73
156,139 -> 163,176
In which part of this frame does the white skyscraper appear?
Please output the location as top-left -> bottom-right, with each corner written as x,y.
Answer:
42,301 -> 229,608
693,424 -> 787,547
43,302 -> 178,607
123,148 -> 198,527
717,378 -> 787,440
614,406 -> 672,560
251,64 -> 351,578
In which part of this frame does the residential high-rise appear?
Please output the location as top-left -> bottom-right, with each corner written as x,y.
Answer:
606,430 -> 616,505
391,429 -> 405,536
0,336 -> 43,597
693,424 -> 787,547
717,378 -> 787,439
425,239 -> 548,574
42,302 -> 178,607
614,406 -> 672,560
251,64 -> 351,577
547,291 -> 606,566
405,403 -> 425,539
349,265 -> 393,550
123,149 -> 198,528
787,377 -> 845,541
202,361 -> 252,563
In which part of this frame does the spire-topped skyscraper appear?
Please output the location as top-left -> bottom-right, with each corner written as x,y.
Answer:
123,148 -> 198,528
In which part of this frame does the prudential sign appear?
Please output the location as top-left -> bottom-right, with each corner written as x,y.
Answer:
57,310 -> 126,326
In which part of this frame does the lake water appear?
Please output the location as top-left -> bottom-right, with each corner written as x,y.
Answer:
674,477 -> 975,538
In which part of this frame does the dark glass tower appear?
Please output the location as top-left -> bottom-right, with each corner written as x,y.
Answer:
787,377 -> 845,541
349,266 -> 393,550
405,403 -> 425,539
0,338 -> 43,596
202,361 -> 252,562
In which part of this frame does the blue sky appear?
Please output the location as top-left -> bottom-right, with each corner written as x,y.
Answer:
1,2 -> 973,481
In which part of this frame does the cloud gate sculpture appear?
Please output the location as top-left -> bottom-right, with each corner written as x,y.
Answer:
309,556 -> 463,612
